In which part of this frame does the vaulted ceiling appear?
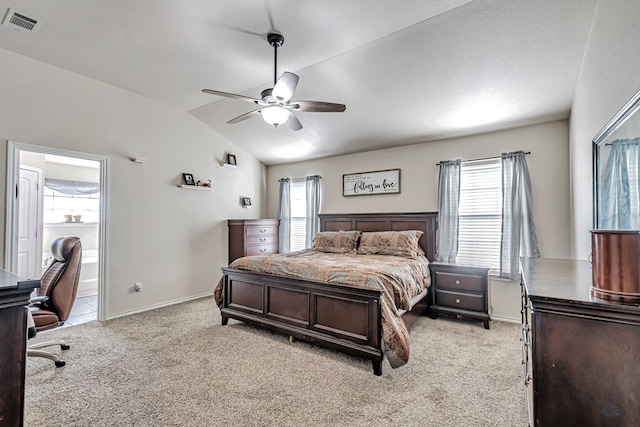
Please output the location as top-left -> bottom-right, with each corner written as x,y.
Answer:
0,0 -> 597,164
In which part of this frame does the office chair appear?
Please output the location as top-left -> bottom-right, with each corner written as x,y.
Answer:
28,236 -> 82,367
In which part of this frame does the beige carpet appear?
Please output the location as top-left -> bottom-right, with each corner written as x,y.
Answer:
25,297 -> 527,426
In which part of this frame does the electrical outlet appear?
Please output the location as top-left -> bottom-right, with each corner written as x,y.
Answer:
134,282 -> 142,292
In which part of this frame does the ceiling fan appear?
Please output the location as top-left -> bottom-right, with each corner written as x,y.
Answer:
202,33 -> 346,131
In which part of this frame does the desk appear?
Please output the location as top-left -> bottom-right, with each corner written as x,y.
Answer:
0,269 -> 40,427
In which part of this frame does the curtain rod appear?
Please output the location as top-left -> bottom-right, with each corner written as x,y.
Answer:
436,151 -> 531,166
604,137 -> 640,146
278,175 -> 321,182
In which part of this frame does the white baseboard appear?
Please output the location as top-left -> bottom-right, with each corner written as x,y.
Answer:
106,292 -> 214,321
490,314 -> 521,324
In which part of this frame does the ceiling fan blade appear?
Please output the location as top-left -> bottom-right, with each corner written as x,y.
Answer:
227,110 -> 262,124
291,101 -> 346,113
202,89 -> 261,104
272,72 -> 299,102
285,111 -> 303,131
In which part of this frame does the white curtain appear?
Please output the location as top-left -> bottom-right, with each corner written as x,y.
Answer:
600,138 -> 640,229
277,178 -> 291,253
305,175 -> 321,248
500,151 -> 540,280
435,160 -> 461,262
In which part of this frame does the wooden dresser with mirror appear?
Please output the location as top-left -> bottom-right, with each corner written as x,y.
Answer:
521,88 -> 640,427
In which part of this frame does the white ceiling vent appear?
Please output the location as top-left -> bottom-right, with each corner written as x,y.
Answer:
2,8 -> 41,35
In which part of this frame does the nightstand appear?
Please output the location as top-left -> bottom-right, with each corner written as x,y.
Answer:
429,262 -> 491,329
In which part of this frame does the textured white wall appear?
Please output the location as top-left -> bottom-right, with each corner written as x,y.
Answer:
268,120 -> 571,260
569,0 -> 640,259
0,47 -> 266,318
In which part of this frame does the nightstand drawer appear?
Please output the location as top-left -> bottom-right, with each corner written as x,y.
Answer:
246,244 -> 278,256
246,235 -> 278,245
246,225 -> 278,236
433,270 -> 483,293
435,289 -> 484,312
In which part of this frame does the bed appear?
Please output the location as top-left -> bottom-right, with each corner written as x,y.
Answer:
215,212 -> 437,375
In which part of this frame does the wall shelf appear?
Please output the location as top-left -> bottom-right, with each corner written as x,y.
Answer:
220,162 -> 237,168
178,185 -> 212,191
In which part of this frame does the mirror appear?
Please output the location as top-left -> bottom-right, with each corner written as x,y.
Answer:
593,89 -> 640,229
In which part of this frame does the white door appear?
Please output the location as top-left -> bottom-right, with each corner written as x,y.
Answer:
17,166 -> 41,279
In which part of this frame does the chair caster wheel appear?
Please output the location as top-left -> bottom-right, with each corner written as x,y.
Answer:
61,344 -> 70,350
55,361 -> 66,367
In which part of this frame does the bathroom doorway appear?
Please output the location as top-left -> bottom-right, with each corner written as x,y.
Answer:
5,141 -> 108,323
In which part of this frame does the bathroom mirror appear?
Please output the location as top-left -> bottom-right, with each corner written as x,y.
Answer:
593,89 -> 640,229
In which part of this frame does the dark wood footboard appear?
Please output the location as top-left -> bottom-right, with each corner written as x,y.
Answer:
221,267 -> 385,375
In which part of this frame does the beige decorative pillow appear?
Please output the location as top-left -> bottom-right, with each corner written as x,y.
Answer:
357,230 -> 424,258
312,230 -> 361,253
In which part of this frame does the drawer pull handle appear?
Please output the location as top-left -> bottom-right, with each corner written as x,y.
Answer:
260,248 -> 266,253
260,229 -> 267,233
455,298 -> 461,304
260,238 -> 266,242
455,280 -> 460,285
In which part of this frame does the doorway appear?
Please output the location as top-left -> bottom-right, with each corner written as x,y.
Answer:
5,141 -> 108,323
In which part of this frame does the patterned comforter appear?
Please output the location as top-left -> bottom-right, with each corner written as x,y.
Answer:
214,249 -> 431,368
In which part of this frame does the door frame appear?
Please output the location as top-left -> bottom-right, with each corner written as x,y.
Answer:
5,141 -> 109,321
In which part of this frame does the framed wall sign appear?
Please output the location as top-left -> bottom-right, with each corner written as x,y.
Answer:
343,169 -> 400,196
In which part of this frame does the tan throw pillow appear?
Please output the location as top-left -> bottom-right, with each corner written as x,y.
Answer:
357,230 -> 424,258
312,230 -> 361,253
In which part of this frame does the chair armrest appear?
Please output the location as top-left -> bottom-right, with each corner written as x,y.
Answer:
29,295 -> 49,304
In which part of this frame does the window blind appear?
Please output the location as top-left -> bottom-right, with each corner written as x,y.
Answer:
289,179 -> 307,252
456,158 -> 502,270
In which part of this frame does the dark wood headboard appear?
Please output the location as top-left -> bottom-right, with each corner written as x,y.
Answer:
319,212 -> 438,261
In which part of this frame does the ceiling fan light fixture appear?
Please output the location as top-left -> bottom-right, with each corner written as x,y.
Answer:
261,106 -> 289,127
202,32 -> 344,131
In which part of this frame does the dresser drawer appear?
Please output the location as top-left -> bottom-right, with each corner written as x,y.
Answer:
433,271 -> 483,293
435,289 -> 484,312
246,235 -> 278,245
229,219 -> 280,264
246,244 -> 278,256
246,225 -> 278,236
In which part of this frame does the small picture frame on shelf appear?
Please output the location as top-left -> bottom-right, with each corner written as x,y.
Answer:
182,173 -> 195,186
242,197 -> 252,207
227,153 -> 237,166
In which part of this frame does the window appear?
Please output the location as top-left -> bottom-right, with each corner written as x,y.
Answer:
456,158 -> 502,270
43,187 -> 100,224
289,179 -> 307,252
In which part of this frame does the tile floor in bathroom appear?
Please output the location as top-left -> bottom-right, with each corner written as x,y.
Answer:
65,294 -> 97,326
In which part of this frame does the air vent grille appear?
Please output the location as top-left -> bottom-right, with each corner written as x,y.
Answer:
2,8 -> 40,35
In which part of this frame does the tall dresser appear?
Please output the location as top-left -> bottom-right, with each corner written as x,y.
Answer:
228,219 -> 280,264
0,269 -> 41,427
520,257 -> 640,427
